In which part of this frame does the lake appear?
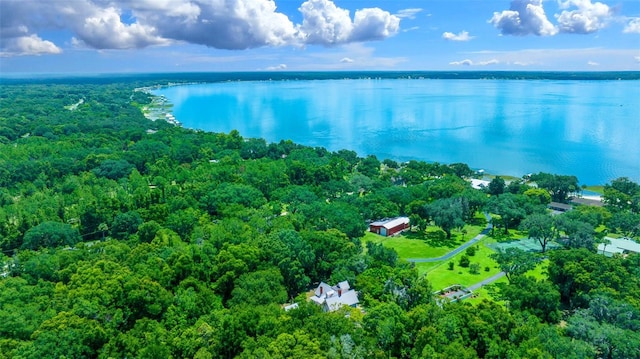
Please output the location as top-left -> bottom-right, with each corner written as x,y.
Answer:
154,75 -> 640,186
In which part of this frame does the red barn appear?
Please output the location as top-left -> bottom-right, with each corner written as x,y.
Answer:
369,217 -> 410,237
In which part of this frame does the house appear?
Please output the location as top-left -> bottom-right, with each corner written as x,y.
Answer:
309,281 -> 359,312
470,179 -> 490,190
369,217 -> 410,237
548,202 -> 572,213
598,237 -> 640,257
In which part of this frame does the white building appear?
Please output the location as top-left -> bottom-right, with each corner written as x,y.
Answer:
598,237 -> 640,257
309,281 -> 359,312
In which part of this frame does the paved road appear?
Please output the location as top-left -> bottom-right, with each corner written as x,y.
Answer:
407,213 -> 493,263
467,271 -> 506,291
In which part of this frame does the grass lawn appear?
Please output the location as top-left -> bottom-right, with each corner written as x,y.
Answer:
425,243 -> 501,290
363,232 -> 452,259
526,259 -> 549,281
363,213 -> 487,260
464,277 -> 508,305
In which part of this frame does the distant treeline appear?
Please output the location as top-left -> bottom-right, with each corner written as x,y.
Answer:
2,70 -> 639,86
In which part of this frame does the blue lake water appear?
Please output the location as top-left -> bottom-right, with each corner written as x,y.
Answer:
154,77 -> 640,185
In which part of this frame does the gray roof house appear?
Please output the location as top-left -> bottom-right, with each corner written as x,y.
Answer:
310,281 -> 359,312
598,237 -> 640,257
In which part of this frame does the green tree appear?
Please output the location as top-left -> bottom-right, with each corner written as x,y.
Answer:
488,176 -> 505,196
603,177 -> 640,212
491,248 -> 538,282
459,255 -> 470,268
23,312 -> 107,358
229,268 -> 288,307
21,221 -> 81,250
607,211 -> 640,237
92,159 -> 135,180
498,276 -> 561,323
110,211 -> 143,239
530,172 -> 579,203
485,193 -> 526,234
520,213 -> 556,253
426,197 -> 465,239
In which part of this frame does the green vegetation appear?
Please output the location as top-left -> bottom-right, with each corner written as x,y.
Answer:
0,78 -> 639,358
426,244 -> 503,290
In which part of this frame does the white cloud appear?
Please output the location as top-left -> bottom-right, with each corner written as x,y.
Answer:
298,0 -> 399,45
266,63 -> 287,70
449,58 -> 499,66
340,57 -> 354,63
449,59 -> 473,66
351,7 -> 400,42
489,0 -> 558,36
0,35 -> 62,57
403,26 -> 420,33
555,0 -> 612,34
587,60 -> 599,66
442,31 -> 474,41
465,48 -> 640,69
0,0 -> 400,56
623,18 -> 640,34
635,56 -> 640,63
395,8 -> 422,19
478,59 -> 500,65
74,7 -> 169,49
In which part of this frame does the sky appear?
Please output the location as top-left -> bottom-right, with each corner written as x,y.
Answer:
0,0 -> 639,73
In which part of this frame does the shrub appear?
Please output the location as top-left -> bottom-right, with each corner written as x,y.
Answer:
466,246 -> 477,256
448,261 -> 455,270
470,263 -> 480,274
484,266 -> 491,272
459,255 -> 470,268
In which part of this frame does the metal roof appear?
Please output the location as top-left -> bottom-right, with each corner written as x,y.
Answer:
370,217 -> 409,229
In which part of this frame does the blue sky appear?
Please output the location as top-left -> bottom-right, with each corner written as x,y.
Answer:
0,0 -> 639,73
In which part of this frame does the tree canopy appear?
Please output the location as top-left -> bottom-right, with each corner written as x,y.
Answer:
0,79 -> 638,358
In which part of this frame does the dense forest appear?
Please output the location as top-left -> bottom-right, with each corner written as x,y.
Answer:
0,78 -> 639,358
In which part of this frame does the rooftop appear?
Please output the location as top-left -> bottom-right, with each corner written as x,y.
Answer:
370,217 -> 409,229
598,237 -> 640,256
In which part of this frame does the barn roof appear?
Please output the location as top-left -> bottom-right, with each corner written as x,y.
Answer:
370,217 -> 410,229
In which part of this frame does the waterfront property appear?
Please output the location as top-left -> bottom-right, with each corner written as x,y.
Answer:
369,217 -> 410,237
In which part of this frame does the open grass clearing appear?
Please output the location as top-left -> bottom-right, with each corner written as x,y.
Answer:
464,277 -> 508,305
425,243 -> 501,290
364,232 -> 452,259
363,216 -> 487,260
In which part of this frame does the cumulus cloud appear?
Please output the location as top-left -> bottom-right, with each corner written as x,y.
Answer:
0,34 -> 62,57
0,0 -> 400,56
442,31 -> 474,41
623,18 -> 640,34
489,0 -> 558,36
587,60 -> 599,66
298,0 -> 399,45
450,59 -> 499,66
635,56 -> 640,63
555,0 -> 612,34
73,7 -> 169,49
340,57 -> 354,63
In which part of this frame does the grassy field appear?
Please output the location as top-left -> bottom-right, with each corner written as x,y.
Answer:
424,243 -> 501,290
362,213 -> 533,304
363,231 -> 452,258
